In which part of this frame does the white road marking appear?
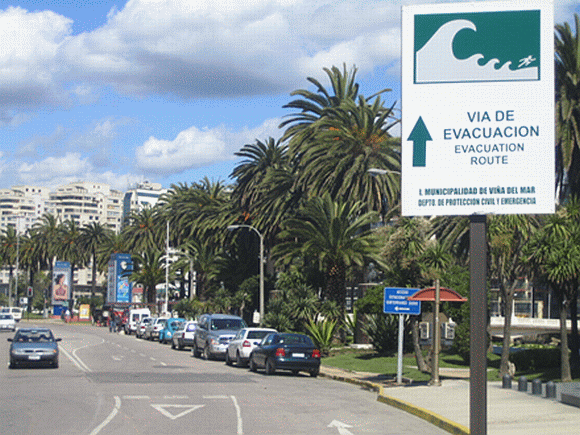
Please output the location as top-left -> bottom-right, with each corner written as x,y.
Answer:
328,420 -> 354,435
89,396 -> 121,435
230,395 -> 244,435
123,396 -> 150,400
60,347 -> 92,373
151,404 -> 204,420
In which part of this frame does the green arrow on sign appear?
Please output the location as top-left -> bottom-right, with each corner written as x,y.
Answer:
408,117 -> 432,167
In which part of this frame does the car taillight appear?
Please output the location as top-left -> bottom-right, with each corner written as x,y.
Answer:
312,349 -> 321,358
275,348 -> 286,357
242,340 -> 251,347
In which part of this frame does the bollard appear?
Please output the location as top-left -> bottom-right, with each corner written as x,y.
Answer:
502,374 -> 512,389
532,378 -> 542,395
518,376 -> 528,392
546,381 -> 556,399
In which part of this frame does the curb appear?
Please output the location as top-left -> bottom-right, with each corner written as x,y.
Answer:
320,368 -> 469,435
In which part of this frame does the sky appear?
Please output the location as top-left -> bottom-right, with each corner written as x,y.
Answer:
1,0 -> 578,192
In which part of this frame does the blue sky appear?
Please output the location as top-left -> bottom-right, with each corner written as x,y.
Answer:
1,0 -> 578,192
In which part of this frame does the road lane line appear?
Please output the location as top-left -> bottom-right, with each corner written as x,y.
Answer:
230,396 -> 243,435
89,396 -> 121,435
60,347 -> 92,373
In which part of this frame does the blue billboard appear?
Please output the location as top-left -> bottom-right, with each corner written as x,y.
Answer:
107,253 -> 133,303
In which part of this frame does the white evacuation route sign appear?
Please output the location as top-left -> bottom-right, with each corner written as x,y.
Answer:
401,1 -> 554,217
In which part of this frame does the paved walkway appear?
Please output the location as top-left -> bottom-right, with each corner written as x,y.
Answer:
320,365 -> 580,434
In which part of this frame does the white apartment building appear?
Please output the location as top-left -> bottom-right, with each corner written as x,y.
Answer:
47,182 -> 124,234
123,181 -> 167,225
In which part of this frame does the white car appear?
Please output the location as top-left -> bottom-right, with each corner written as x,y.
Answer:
225,327 -> 277,367
0,313 -> 16,331
136,317 -> 153,338
0,307 -> 22,322
171,320 -> 198,350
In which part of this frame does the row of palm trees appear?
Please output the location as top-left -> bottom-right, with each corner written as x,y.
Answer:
0,16 -> 579,381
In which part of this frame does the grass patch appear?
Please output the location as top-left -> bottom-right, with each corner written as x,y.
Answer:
323,348 -> 502,382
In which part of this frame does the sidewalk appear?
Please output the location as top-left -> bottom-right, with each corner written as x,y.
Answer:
320,365 -> 580,435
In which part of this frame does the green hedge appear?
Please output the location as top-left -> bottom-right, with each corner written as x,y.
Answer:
509,347 -> 560,372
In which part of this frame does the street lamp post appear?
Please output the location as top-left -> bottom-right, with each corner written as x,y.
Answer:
228,224 -> 264,325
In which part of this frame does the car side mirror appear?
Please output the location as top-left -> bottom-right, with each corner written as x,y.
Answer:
55,338 -> 62,342
7,338 -> 12,342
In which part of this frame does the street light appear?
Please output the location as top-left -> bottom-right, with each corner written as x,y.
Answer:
227,224 -> 264,325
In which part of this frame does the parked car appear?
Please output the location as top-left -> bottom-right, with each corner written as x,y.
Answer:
0,313 -> 16,332
136,317 -> 153,338
8,327 -> 61,369
148,317 -> 168,341
159,318 -> 184,344
142,317 -> 158,340
1,307 -> 23,322
171,320 -> 197,350
192,314 -> 247,360
124,308 -> 151,335
225,327 -> 277,367
249,333 -> 321,377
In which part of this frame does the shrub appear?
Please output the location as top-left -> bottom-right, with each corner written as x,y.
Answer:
306,318 -> 338,356
362,314 -> 398,355
509,347 -> 561,372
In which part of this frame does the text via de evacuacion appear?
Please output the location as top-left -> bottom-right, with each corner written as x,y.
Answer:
442,110 -> 539,165
417,185 -> 536,208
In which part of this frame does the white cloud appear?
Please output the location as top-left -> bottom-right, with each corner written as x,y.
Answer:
135,117 -> 283,175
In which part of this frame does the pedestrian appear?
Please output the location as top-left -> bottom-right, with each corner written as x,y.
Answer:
110,313 -> 116,332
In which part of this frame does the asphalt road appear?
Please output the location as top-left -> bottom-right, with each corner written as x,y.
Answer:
1,321 -> 449,435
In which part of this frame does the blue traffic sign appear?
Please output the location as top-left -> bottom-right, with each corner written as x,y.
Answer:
383,287 -> 421,315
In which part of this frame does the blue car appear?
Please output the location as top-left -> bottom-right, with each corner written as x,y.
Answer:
159,318 -> 185,344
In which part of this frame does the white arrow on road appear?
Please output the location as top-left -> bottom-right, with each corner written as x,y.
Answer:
151,404 -> 204,420
328,420 -> 354,435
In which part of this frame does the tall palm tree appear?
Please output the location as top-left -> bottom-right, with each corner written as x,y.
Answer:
122,207 -> 163,255
30,213 -> 61,279
131,250 -> 168,305
80,222 -> 113,299
58,219 -> 85,305
488,214 -> 537,377
0,226 -> 19,304
525,202 -> 580,381
274,194 -> 382,311
555,14 -> 580,201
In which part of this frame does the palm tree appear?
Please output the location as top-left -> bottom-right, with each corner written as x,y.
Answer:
131,250 -> 168,305
488,214 -> 537,377
80,222 -> 113,299
555,14 -> 580,201
525,203 -> 580,381
274,194 -> 382,312
122,207 -> 163,254
0,226 -> 19,305
30,213 -> 61,279
58,219 -> 86,304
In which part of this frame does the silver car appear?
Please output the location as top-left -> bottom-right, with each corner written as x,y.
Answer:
171,320 -> 197,350
0,313 -> 16,331
225,327 -> 277,367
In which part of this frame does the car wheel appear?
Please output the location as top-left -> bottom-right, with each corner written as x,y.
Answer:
236,351 -> 246,368
225,351 -> 233,366
192,342 -> 201,358
265,358 -> 276,375
177,340 -> 184,350
203,344 -> 212,361
310,369 -> 319,378
291,370 -> 299,376
249,356 -> 257,372
53,360 -> 59,369
171,339 -> 176,349
9,359 -> 15,369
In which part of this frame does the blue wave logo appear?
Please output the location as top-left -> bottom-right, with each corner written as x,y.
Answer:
414,10 -> 540,84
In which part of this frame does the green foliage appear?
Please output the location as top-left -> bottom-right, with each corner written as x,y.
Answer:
306,318 -> 338,356
354,284 -> 385,315
263,311 -> 293,332
173,298 -> 205,320
362,313 -> 398,355
510,347 -> 561,372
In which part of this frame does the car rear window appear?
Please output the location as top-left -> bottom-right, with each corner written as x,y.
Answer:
211,319 -> 245,330
247,330 -> 272,339
186,323 -> 197,332
276,335 -> 313,346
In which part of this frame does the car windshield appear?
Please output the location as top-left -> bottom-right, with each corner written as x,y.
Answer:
247,330 -> 272,339
15,331 -> 55,342
210,319 -> 245,330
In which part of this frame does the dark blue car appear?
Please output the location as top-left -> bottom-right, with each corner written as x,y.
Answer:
249,333 -> 321,377
8,328 -> 61,369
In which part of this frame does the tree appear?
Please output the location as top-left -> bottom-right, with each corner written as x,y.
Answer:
525,202 -> 580,381
57,219 -> 86,307
0,226 -> 20,305
274,194 -> 382,314
555,14 -> 580,201
488,215 -> 537,377
80,222 -> 113,299
131,250 -> 168,306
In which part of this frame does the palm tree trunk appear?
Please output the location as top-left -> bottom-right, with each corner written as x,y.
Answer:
570,289 -> 580,371
412,317 -> 430,372
499,282 -> 516,377
560,294 -> 572,382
